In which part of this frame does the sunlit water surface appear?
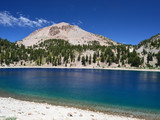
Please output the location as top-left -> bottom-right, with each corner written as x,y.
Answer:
0,68 -> 160,119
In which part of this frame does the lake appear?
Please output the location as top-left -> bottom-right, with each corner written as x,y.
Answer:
0,68 -> 160,119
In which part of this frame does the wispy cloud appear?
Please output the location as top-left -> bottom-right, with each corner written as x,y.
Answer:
77,20 -> 83,25
0,11 -> 54,27
72,20 -> 83,26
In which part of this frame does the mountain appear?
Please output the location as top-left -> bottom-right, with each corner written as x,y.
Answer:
136,34 -> 160,54
135,34 -> 160,67
0,24 -> 160,69
17,22 -> 117,47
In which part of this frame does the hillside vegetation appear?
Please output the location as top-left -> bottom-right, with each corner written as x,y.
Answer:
1,36 -> 160,69
137,34 -> 160,49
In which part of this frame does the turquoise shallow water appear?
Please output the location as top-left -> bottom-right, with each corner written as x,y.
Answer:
0,68 -> 160,119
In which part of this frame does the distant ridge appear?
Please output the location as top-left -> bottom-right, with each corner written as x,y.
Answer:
137,34 -> 160,54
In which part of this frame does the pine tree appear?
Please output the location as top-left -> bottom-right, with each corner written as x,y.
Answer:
78,54 -> 81,61
101,53 -> 105,62
157,52 -> 160,66
58,56 -> 61,65
93,52 -> 97,63
147,52 -> 153,63
81,56 -> 86,66
89,55 -> 92,64
86,55 -> 88,62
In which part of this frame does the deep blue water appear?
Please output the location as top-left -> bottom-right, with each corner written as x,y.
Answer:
0,68 -> 160,119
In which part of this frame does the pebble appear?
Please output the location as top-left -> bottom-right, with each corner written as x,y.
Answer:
28,113 -> 32,115
18,112 -> 21,114
67,113 -> 73,117
42,113 -> 45,115
90,114 -> 94,117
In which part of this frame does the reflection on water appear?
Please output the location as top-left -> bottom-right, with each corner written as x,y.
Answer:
138,72 -> 160,91
0,68 -> 160,119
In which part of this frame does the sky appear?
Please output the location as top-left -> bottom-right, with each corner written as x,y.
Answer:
0,0 -> 160,45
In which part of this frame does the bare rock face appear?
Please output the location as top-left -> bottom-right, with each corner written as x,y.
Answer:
17,22 -> 117,47
49,24 -> 73,36
61,25 -> 73,31
49,26 -> 60,36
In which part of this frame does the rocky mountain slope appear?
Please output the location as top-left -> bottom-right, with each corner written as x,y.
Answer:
136,34 -> 160,54
135,34 -> 160,67
17,22 -> 117,47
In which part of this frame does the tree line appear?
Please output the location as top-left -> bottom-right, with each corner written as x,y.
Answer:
0,37 -> 160,67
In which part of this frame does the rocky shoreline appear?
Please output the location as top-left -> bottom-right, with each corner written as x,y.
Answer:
0,66 -> 160,72
0,97 -> 143,120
